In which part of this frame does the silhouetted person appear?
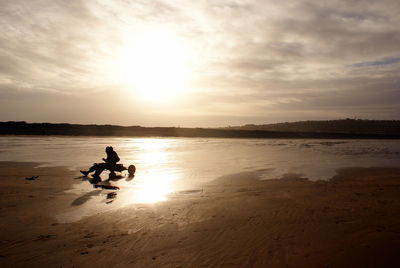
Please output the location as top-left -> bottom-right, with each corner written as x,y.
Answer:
80,146 -> 120,182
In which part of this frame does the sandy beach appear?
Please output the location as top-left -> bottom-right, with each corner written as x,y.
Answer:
2,0 -> 400,266
0,161 -> 400,267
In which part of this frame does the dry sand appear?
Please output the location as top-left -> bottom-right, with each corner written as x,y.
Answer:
0,161 -> 400,267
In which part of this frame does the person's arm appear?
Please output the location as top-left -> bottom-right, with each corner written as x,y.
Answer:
103,151 -> 112,163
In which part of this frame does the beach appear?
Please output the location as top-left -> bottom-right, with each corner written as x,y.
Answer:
3,0 -> 400,266
1,161 -> 399,267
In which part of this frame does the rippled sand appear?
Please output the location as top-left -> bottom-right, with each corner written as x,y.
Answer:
1,161 -> 400,267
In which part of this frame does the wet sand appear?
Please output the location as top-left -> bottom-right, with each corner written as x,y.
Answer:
1,161 -> 400,267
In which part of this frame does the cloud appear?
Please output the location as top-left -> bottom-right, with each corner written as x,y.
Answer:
0,0 -> 119,93
0,0 -> 400,125
350,56 -> 400,67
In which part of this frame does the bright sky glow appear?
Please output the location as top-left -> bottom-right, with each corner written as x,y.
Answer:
114,27 -> 194,102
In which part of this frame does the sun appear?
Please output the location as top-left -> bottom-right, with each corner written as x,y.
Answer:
115,27 -> 192,101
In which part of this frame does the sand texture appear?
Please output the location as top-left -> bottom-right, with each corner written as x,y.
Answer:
1,162 -> 400,267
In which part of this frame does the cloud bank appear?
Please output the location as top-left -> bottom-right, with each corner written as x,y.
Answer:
1,0 -> 399,126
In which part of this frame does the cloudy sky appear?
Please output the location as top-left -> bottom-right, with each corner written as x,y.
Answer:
1,0 -> 399,127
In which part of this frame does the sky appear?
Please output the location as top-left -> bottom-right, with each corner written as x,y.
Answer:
1,0 -> 399,127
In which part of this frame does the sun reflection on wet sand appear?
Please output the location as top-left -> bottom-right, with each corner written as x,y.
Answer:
123,138 -> 179,204
124,172 -> 178,204
57,138 -> 184,223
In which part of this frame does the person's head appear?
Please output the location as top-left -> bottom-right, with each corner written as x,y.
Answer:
105,146 -> 113,153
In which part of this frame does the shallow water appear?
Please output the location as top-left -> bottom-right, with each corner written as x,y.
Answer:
1,136 -> 399,180
1,136 -> 399,222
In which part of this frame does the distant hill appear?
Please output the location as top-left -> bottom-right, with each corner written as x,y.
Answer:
225,119 -> 400,135
1,120 -> 399,139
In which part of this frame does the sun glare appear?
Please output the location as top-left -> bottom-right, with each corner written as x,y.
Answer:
132,172 -> 176,204
116,28 -> 192,101
119,138 -> 179,204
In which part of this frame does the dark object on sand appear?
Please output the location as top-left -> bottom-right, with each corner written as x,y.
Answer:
25,176 -> 39,180
128,165 -> 136,176
93,184 -> 120,190
35,234 -> 56,241
107,192 -> 117,199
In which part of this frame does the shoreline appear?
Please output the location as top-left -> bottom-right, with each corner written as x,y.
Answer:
1,162 -> 400,267
2,133 -> 400,140
3,134 -> 400,144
